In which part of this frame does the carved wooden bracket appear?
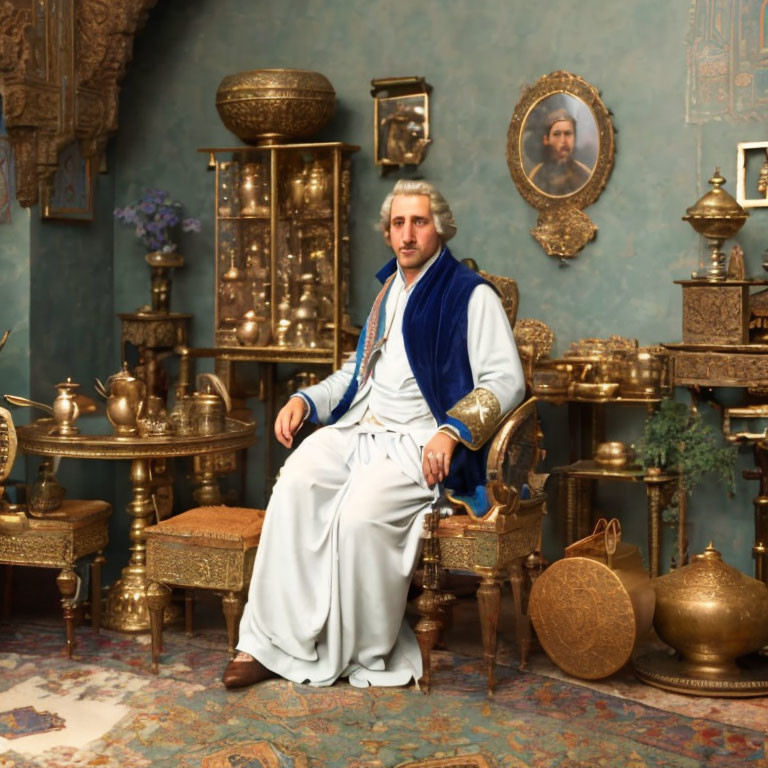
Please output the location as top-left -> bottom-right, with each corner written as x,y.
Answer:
0,0 -> 157,208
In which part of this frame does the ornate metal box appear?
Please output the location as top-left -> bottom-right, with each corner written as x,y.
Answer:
678,280 -> 759,346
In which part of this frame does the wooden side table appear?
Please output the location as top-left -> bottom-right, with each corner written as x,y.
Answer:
555,460 -> 680,577
0,499 -> 111,656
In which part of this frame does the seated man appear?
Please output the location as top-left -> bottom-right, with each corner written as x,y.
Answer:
224,179 -> 525,689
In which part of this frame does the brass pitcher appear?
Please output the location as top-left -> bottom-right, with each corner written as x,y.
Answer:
106,363 -> 146,436
51,378 -> 81,435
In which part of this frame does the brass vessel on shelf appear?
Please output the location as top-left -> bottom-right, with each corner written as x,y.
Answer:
594,441 -> 635,468
531,365 -> 572,397
618,347 -> 670,398
652,543 -> 768,678
215,69 -> 336,145
569,381 -> 619,399
683,168 -> 749,282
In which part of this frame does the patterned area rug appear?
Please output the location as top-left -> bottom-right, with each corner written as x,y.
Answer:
0,619 -> 766,767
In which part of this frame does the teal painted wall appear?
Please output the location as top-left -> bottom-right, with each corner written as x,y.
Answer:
3,0 -> 766,578
0,202 -> 31,431
112,0 -> 763,575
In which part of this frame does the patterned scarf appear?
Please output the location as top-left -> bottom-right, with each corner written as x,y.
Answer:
359,273 -> 396,385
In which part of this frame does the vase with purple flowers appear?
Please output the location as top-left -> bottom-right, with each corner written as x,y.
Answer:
114,188 -> 201,313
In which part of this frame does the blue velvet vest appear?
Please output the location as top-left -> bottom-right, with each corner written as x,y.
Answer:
330,247 -> 491,496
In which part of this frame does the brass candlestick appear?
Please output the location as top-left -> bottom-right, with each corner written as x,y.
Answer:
683,168 -> 748,282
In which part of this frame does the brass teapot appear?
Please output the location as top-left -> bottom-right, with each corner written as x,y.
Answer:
105,363 -> 146,436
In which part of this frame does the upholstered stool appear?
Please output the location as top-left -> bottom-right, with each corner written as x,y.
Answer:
0,499 -> 111,657
144,505 -> 265,673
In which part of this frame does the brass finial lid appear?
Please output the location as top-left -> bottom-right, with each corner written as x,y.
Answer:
656,542 -> 745,595
55,377 -> 79,390
694,541 -> 722,562
683,168 -> 748,225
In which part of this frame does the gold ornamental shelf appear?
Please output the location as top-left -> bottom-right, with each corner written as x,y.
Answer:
182,345 -> 345,366
537,395 -> 664,406
553,460 -> 680,578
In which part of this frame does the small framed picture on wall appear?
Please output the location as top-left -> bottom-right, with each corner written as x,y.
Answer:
40,140 -> 95,221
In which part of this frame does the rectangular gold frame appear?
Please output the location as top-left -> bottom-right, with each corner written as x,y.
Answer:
371,76 -> 432,169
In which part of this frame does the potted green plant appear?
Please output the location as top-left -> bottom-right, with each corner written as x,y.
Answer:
638,398 -> 737,564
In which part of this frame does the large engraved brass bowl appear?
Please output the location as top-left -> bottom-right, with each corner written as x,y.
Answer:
653,544 -> 768,678
216,69 -> 336,145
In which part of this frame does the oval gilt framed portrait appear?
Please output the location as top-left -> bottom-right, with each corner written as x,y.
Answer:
507,71 -> 614,212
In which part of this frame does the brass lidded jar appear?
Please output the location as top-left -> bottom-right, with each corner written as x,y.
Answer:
653,543 -> 768,678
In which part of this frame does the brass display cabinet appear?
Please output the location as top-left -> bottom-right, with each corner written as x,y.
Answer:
201,142 -> 359,369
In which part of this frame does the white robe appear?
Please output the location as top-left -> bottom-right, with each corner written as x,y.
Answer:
236,254 -> 525,687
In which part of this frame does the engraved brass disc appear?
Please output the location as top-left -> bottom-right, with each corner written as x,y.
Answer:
529,556 -> 637,679
633,649 -> 768,698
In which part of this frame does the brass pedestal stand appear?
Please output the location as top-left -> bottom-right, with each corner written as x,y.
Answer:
101,457 -> 180,631
633,649 -> 768,697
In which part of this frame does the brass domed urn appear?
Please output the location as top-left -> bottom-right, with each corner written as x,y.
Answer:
633,543 -> 768,696
683,168 -> 748,282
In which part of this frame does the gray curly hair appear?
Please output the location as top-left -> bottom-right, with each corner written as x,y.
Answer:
378,180 -> 457,241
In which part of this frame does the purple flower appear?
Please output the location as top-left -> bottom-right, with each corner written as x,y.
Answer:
114,188 -> 201,252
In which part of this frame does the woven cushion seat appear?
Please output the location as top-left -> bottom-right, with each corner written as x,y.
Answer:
145,506 -> 265,549
144,505 -> 265,671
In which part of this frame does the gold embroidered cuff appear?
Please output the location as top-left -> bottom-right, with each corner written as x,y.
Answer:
445,387 -> 502,449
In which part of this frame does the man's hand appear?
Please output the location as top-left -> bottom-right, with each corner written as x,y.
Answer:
274,397 -> 308,448
422,430 -> 459,487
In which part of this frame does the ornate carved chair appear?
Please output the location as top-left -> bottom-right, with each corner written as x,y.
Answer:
414,397 -> 546,695
0,407 -> 111,657
144,505 -> 265,672
415,262 -> 551,695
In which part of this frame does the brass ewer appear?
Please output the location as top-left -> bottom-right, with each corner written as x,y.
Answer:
51,378 -> 81,436
652,543 -> 768,679
105,364 -> 146,436
683,168 -> 749,282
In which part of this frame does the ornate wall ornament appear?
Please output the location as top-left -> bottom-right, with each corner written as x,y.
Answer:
507,71 -> 615,263
0,0 -> 157,207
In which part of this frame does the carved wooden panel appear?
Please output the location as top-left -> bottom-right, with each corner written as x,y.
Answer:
0,0 -> 157,207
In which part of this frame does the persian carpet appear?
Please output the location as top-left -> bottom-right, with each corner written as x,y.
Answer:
0,616 -> 766,768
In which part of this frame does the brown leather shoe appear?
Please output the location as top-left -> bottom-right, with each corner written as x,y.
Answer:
222,653 -> 278,689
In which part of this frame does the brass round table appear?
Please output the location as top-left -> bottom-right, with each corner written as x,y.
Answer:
16,417 -> 256,632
